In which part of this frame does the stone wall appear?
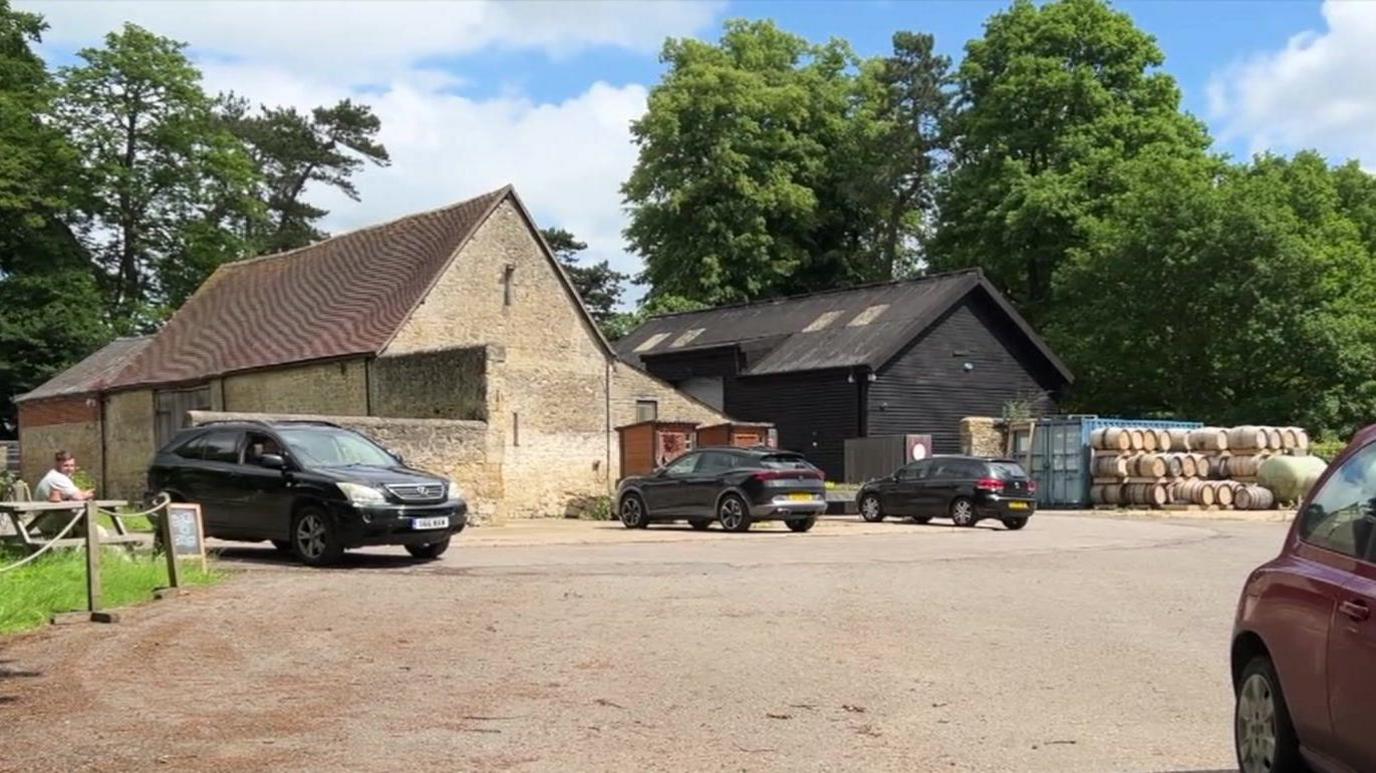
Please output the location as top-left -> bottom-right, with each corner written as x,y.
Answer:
17,397 -> 102,491
221,359 -> 369,416
189,410 -> 499,522
370,347 -> 486,421
610,362 -> 727,429
385,200 -> 611,518
103,389 -> 157,499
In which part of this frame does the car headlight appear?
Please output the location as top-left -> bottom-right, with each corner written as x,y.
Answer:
338,482 -> 387,506
446,480 -> 465,504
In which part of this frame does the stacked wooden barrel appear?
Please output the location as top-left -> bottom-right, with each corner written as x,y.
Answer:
1089,424 -> 1312,510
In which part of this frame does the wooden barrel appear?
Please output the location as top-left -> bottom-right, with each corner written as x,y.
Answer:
1293,428 -> 1310,450
1212,481 -> 1234,508
1229,426 -> 1266,450
1090,484 -> 1124,505
1093,455 -> 1129,477
1234,485 -> 1252,510
1128,429 -> 1145,451
1248,485 -> 1275,510
1095,428 -> 1131,451
1229,454 -> 1268,478
1164,453 -> 1184,478
1179,453 -> 1197,478
1154,429 -> 1171,453
1168,429 -> 1192,452
1266,427 -> 1283,450
1133,453 -> 1167,478
1280,427 -> 1298,450
1192,454 -> 1210,479
1124,483 -> 1167,507
1190,427 -> 1229,452
1176,479 -> 1215,506
1142,429 -> 1159,452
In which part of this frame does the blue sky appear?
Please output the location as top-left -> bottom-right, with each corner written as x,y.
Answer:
20,0 -> 1370,302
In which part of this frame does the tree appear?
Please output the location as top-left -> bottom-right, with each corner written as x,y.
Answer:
221,97 -> 390,254
929,0 -> 1210,322
623,20 -> 875,305
540,227 -> 628,333
54,23 -> 263,326
851,32 -> 955,278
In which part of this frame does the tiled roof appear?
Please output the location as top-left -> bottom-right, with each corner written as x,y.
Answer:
615,269 -> 1073,383
108,186 -> 511,389
16,336 -> 154,402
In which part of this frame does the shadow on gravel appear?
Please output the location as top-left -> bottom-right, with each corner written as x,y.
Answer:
209,545 -> 437,570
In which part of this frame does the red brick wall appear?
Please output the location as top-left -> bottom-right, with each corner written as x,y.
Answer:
19,396 -> 99,428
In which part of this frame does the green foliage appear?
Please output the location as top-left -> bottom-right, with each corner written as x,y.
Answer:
603,294 -> 709,342
540,227 -> 629,333
54,23 -> 265,324
1309,437 -> 1349,463
576,495 -> 614,521
928,0 -> 1210,321
220,96 -> 390,254
0,547 -> 221,634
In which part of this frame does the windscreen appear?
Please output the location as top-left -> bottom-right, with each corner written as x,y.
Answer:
277,427 -> 396,468
759,454 -> 815,470
989,461 -> 1028,479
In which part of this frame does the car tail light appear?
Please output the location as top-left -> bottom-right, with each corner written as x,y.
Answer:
975,477 -> 1005,492
754,470 -> 824,482
1027,480 -> 1038,494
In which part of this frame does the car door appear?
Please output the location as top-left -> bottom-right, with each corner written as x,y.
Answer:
232,431 -> 295,540
918,459 -> 963,515
1302,441 -> 1376,767
189,429 -> 247,534
680,451 -> 735,516
640,452 -> 700,517
887,461 -> 930,515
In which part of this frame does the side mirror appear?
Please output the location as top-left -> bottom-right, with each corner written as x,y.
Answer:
258,453 -> 287,470
390,451 -> 405,466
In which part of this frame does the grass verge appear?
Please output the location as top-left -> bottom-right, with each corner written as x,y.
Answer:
0,548 -> 222,635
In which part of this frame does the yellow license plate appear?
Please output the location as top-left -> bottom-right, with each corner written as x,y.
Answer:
787,493 -> 816,502
1008,501 -> 1029,510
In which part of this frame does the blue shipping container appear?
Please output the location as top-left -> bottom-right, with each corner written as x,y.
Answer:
1022,416 -> 1203,508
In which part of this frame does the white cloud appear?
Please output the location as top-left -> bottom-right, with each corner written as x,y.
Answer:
17,0 -> 726,303
1209,0 -> 1376,165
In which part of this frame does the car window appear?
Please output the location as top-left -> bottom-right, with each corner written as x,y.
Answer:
1300,442 -> 1376,561
174,434 -> 207,460
759,454 -> 813,470
930,460 -> 965,479
989,462 -> 1028,480
897,461 -> 929,481
277,427 -> 397,467
661,453 -> 700,477
200,430 -> 242,464
243,432 -> 285,465
696,452 -> 739,474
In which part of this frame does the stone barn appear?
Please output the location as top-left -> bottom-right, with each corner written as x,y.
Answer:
17,186 -> 724,519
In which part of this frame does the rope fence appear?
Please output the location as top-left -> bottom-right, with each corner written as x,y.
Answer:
0,508 -> 87,574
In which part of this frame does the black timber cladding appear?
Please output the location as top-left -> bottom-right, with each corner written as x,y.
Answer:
616,269 -> 1073,479
868,293 -> 1059,453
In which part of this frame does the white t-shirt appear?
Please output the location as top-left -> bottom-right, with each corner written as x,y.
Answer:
35,469 -> 81,502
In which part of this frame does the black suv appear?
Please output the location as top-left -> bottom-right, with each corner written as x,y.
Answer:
616,446 -> 826,532
856,455 -> 1037,530
147,420 -> 467,565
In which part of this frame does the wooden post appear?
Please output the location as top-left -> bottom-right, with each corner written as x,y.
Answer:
84,500 -> 101,614
161,502 -> 182,589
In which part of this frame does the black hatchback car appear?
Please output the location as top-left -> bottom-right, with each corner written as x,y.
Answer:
617,447 -> 826,532
856,455 -> 1037,530
147,420 -> 467,565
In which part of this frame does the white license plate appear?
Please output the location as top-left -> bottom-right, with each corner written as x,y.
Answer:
412,516 -> 450,530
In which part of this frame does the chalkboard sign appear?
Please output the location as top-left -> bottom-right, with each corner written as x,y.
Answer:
165,503 -> 206,571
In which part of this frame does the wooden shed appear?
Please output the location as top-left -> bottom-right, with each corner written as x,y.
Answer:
695,421 -> 775,449
616,420 -> 699,478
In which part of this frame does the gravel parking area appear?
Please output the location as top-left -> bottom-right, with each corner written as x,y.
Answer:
0,514 -> 1279,772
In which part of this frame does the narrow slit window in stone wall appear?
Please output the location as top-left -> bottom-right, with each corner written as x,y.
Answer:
503,263 -> 516,306
512,411 -> 520,446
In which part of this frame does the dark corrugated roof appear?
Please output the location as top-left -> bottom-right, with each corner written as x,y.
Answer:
108,187 -> 511,389
616,269 -> 1073,383
16,336 -> 154,402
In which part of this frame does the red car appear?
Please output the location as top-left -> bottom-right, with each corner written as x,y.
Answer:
1232,425 -> 1376,773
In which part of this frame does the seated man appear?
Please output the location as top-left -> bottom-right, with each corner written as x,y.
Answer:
30,450 -> 97,538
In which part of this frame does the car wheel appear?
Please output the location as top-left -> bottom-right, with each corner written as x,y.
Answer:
689,519 -> 711,531
619,494 -> 649,529
291,507 -> 345,566
718,494 -> 752,533
1002,517 -> 1028,531
1236,655 -> 1304,773
786,517 -> 816,533
270,539 -> 292,553
405,538 -> 451,560
950,497 -> 976,527
859,494 -> 885,523
911,516 -> 932,525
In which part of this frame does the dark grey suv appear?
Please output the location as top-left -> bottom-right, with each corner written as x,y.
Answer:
147,420 -> 467,565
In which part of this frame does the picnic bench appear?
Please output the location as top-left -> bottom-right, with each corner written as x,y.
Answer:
0,500 -> 142,553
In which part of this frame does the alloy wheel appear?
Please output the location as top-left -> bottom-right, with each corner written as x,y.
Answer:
951,499 -> 975,527
860,496 -> 883,522
620,496 -> 644,528
719,497 -> 746,531
295,513 -> 328,560
1237,673 -> 1278,773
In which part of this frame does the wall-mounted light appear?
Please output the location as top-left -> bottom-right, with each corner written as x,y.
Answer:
963,362 -> 975,372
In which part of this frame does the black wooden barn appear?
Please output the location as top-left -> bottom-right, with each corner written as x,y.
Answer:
615,269 -> 1074,479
